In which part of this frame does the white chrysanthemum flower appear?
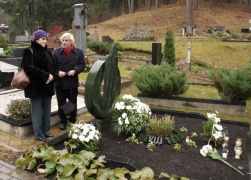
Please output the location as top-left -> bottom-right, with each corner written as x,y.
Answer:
72,133 -> 78,139
122,94 -> 134,100
118,119 -> 123,125
95,134 -> 99,140
122,112 -> 127,118
207,113 -> 214,119
90,125 -> 96,130
88,133 -> 94,140
213,131 -> 222,139
125,118 -> 129,125
89,130 -> 95,136
78,134 -> 85,141
214,124 -> 223,131
126,105 -> 132,110
214,117 -> 221,124
83,129 -> 89,136
200,144 -> 213,157
74,129 -> 79,133
85,136 -> 90,143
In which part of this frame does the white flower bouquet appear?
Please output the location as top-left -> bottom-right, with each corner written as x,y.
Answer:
112,94 -> 151,136
201,112 -> 224,146
200,145 -> 244,175
68,123 -> 101,151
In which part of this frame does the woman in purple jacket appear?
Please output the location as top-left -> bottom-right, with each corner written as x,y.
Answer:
53,33 -> 85,130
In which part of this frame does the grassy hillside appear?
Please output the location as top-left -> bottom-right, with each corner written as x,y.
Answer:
86,2 -> 251,69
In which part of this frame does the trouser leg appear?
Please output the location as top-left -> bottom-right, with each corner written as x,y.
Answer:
30,98 -> 45,140
42,96 -> 52,134
68,88 -> 78,123
55,87 -> 67,124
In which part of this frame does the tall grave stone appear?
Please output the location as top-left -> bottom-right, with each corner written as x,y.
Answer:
73,3 -> 88,52
183,0 -> 196,36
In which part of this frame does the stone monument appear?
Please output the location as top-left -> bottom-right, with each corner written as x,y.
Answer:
73,3 -> 88,53
182,0 -> 196,36
186,42 -> 192,63
84,44 -> 121,131
0,24 -> 10,42
88,26 -> 99,41
123,22 -> 154,40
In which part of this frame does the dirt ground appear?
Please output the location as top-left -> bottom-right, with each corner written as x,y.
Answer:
98,111 -> 250,179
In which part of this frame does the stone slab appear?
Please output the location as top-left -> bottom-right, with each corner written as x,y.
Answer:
138,96 -> 246,116
0,89 -> 87,138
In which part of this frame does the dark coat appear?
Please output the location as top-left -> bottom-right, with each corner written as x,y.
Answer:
53,47 -> 85,89
22,41 -> 55,98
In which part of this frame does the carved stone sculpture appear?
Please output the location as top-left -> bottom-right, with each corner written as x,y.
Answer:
84,44 -> 121,131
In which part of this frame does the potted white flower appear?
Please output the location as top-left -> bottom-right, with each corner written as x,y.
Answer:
67,123 -> 101,151
112,94 -> 151,136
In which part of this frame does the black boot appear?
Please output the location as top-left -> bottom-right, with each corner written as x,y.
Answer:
59,122 -> 66,130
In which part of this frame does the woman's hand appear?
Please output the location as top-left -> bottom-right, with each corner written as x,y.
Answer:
45,74 -> 54,84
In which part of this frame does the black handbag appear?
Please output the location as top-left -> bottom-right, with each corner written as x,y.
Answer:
60,88 -> 76,116
60,100 -> 76,116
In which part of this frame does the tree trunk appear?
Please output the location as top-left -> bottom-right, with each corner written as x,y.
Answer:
145,0 -> 151,10
128,0 -> 131,13
128,0 -> 134,13
248,0 -> 251,12
194,0 -> 198,10
155,0 -> 160,8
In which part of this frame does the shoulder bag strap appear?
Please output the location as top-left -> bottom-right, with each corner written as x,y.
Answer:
29,48 -> 33,65
20,48 -> 33,69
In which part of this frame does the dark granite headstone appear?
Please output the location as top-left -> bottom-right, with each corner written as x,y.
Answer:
152,43 -> 162,65
102,35 -> 114,43
0,71 -> 14,88
241,28 -> 250,33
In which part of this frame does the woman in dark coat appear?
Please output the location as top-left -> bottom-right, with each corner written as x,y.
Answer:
22,30 -> 55,142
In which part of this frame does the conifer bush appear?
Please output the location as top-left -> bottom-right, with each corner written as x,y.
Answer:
133,63 -> 189,96
163,28 -> 176,66
0,35 -> 8,51
87,41 -> 124,55
209,66 -> 251,103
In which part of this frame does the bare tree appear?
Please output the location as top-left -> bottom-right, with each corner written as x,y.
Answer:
249,0 -> 251,12
194,0 -> 198,10
145,0 -> 151,9
128,0 -> 135,13
155,0 -> 160,8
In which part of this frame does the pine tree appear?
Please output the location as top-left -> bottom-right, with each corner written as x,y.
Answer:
163,28 -> 176,66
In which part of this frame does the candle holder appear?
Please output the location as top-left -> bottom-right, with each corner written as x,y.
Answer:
222,146 -> 229,159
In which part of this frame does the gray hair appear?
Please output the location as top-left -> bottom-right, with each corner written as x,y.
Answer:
60,33 -> 75,44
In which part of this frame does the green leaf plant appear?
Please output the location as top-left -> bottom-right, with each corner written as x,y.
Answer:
126,133 -> 139,144
147,141 -> 156,151
15,144 -> 189,179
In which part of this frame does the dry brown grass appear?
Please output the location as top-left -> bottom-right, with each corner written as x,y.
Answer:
85,2 -> 251,69
87,2 -> 250,41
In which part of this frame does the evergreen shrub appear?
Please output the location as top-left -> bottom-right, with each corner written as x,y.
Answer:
163,28 -> 176,66
87,41 -> 124,55
133,63 -> 189,96
87,41 -> 108,55
209,66 -> 251,103
0,35 -> 8,51
144,34 -> 154,40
